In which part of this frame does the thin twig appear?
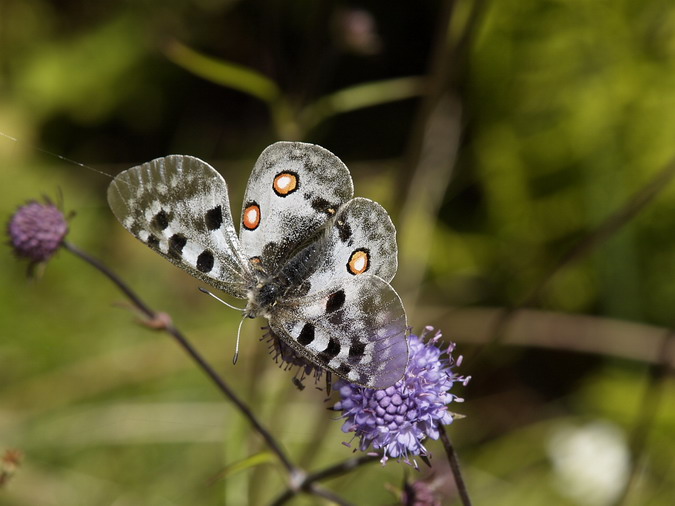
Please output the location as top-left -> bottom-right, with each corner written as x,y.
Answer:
270,484 -> 354,506
438,423 -> 472,506
308,483 -> 355,506
524,157 -> 675,308
269,454 -> 379,505
476,156 -> 675,359
269,488 -> 295,506
304,454 -> 380,483
63,241 -> 297,473
63,241 -> 156,318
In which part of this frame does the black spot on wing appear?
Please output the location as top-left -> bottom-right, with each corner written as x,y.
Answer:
152,210 -> 169,230
349,340 -> 366,363
168,234 -> 187,258
205,205 -> 223,231
318,338 -> 341,364
309,196 -> 336,215
298,323 -> 315,345
147,234 -> 160,248
336,219 -> 352,242
326,290 -> 346,313
337,363 -> 352,376
197,250 -> 214,273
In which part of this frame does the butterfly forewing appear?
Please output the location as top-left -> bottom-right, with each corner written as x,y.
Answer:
107,155 -> 251,298
239,142 -> 354,274
270,274 -> 408,388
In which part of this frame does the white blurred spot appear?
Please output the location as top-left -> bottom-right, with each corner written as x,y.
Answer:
547,420 -> 630,505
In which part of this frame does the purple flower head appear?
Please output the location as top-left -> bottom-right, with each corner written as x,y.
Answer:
332,326 -> 470,466
7,200 -> 68,264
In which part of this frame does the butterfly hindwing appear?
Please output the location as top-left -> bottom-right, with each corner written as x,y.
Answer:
269,274 -> 408,388
107,155 -> 251,298
267,197 -> 407,387
239,142 -> 354,274
306,197 -> 398,292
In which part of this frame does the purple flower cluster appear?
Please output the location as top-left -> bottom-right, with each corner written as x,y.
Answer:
7,200 -> 68,264
332,326 -> 470,465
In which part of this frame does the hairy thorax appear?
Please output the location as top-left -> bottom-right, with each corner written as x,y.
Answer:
245,233 -> 328,320
245,280 -> 281,319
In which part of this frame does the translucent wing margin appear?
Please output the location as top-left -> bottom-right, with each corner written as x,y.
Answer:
269,274 -> 409,389
107,155 -> 251,298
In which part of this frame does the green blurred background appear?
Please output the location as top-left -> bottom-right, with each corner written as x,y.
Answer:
2,0 -> 675,504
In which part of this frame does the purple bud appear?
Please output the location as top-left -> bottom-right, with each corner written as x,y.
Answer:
7,201 -> 68,264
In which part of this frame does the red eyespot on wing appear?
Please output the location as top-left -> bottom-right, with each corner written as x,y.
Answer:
273,172 -> 298,196
243,203 -> 261,230
347,249 -> 369,275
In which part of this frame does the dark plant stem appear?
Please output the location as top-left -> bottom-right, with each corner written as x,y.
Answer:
63,241 -> 297,474
270,455 -> 379,505
308,484 -> 354,506
439,423 -> 472,506
304,454 -> 380,483
63,241 -> 155,318
271,484 -> 354,506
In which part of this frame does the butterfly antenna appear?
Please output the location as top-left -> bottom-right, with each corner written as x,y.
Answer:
198,287 -> 246,311
233,316 -> 246,365
0,131 -> 114,179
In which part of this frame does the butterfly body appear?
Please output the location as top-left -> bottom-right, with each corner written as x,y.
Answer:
108,142 -> 408,388
245,234 -> 324,318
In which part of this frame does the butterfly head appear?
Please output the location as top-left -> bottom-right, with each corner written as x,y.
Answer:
245,279 -> 281,320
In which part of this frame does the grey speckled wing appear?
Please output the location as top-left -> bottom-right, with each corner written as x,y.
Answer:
269,274 -> 408,389
107,144 -> 409,389
306,197 -> 398,291
107,155 -> 251,298
239,142 -> 354,275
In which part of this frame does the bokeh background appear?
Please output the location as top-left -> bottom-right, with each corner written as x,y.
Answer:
2,0 -> 675,504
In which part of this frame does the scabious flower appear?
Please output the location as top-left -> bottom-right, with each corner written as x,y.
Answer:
7,199 -> 68,265
332,326 -> 470,466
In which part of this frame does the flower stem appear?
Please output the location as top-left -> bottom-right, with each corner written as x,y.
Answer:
438,423 -> 472,506
270,484 -> 354,506
62,241 -> 297,473
269,455 -> 378,505
63,241 -> 155,318
307,483 -> 354,506
303,454 -> 379,483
